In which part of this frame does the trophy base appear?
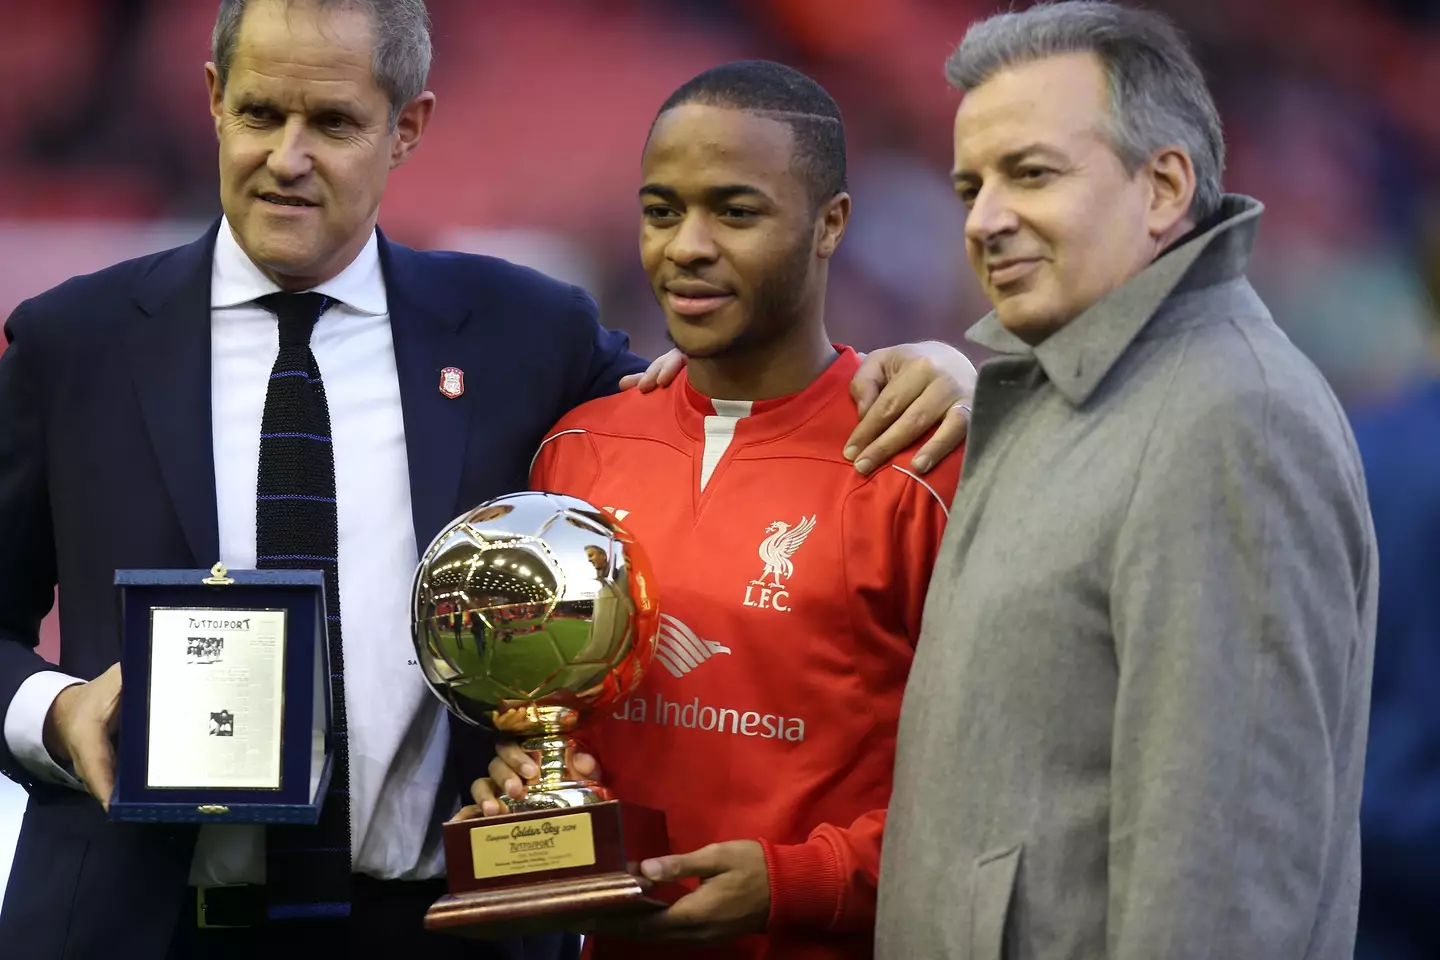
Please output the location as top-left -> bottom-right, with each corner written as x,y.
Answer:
428,799 -> 671,938
424,872 -> 666,938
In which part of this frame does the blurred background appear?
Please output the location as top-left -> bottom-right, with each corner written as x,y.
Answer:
1,0 -> 1436,952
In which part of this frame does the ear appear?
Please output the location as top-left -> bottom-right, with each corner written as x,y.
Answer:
1145,146 -> 1196,238
205,63 -> 224,141
390,92 -> 437,170
815,192 -> 852,260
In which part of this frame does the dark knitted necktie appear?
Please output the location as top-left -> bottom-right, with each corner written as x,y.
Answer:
254,291 -> 352,917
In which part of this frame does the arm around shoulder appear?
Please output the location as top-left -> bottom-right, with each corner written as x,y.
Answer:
563,285 -> 649,408
1106,383 -> 1376,957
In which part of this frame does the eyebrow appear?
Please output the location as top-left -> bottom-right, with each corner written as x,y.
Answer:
639,183 -> 774,205
951,143 -> 1069,184
233,93 -> 362,116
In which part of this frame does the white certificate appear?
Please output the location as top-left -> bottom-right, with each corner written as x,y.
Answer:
145,607 -> 287,789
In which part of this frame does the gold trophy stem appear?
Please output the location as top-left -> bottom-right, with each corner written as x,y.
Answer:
499,734 -> 612,811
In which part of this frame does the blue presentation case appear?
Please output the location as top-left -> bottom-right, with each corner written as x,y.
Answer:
108,564 -> 334,825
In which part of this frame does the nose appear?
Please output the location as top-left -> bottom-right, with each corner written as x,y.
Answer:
666,212 -> 718,268
964,184 -> 1020,246
266,116 -> 315,183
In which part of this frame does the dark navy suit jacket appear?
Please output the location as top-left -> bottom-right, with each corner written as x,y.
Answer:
0,221 -> 646,958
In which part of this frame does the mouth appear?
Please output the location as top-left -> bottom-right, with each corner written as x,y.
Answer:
987,258 -> 1042,286
663,282 -> 735,318
258,193 -> 319,209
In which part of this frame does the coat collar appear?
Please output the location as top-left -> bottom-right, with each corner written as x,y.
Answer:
128,223 -> 223,566
965,194 -> 1265,406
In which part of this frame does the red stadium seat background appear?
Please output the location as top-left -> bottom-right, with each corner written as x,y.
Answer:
0,0 -> 1436,661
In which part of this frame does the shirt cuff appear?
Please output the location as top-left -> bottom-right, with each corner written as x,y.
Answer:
4,670 -> 87,789
760,835 -> 842,932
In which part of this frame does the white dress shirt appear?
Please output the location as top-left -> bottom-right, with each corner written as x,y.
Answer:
3,219 -> 454,885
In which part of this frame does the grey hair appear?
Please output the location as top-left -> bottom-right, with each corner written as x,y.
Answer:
211,0 -> 432,129
946,1 -> 1225,221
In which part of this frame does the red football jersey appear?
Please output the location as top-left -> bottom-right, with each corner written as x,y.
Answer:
529,347 -> 961,960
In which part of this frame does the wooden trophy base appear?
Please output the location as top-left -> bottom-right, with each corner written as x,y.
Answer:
427,872 -> 665,938
426,799 -> 670,939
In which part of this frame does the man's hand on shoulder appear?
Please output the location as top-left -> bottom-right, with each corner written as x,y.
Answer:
846,341 -> 975,476
618,349 -> 686,394
42,662 -> 122,810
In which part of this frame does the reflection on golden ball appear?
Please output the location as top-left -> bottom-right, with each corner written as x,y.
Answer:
410,491 -> 659,736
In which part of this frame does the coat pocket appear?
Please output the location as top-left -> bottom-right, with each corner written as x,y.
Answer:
971,844 -> 1021,960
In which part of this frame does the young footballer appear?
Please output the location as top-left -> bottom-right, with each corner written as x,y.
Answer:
471,61 -> 962,960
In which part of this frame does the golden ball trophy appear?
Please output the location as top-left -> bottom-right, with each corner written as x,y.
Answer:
410,492 -> 669,937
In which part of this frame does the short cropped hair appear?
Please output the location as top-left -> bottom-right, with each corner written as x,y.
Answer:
947,1 -> 1225,221
652,60 -> 848,208
212,0 -> 431,130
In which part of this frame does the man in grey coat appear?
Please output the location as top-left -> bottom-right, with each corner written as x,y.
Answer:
875,3 -> 1378,958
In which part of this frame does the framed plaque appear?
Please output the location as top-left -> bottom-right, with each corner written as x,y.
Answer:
107,564 -> 334,825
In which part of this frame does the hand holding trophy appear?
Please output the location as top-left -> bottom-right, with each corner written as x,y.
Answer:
410,491 -> 668,937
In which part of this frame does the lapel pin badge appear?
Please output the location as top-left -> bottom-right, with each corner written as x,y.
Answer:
439,366 -> 465,399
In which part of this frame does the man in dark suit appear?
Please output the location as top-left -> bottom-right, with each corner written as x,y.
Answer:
0,2 -> 974,957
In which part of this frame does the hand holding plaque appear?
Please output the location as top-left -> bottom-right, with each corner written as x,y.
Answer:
410,492 -> 670,937
44,662 -> 122,810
